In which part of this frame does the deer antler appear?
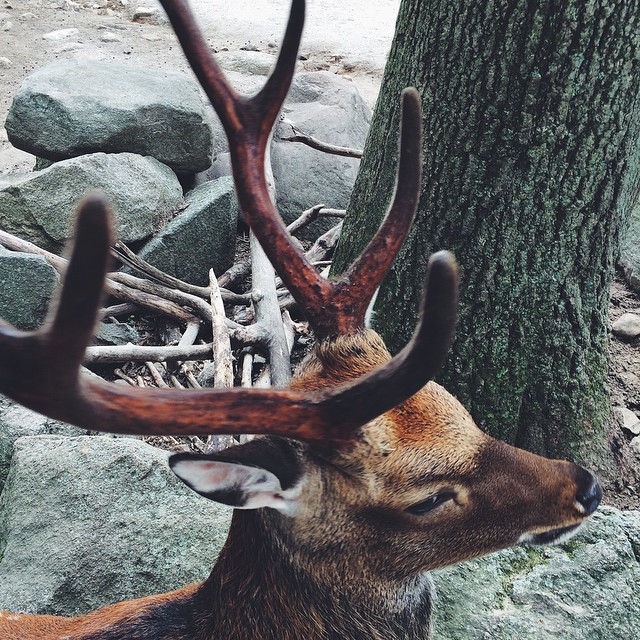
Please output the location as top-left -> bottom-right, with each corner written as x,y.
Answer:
161,0 -> 422,339
0,195 -> 457,442
0,0 -> 459,444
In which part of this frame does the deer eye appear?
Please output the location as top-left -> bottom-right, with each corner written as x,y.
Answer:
406,492 -> 456,516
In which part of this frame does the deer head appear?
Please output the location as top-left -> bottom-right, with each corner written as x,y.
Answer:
0,1 -> 601,638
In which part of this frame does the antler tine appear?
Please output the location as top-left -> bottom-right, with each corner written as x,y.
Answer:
48,195 -> 113,370
159,0 -> 333,329
0,196 -> 111,405
330,87 -> 423,336
324,251 -> 459,425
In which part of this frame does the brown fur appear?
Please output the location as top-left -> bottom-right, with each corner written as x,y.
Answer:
0,330 -> 598,639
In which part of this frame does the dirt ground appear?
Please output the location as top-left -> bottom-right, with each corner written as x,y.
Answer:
1,0 -> 639,508
607,275 -> 640,509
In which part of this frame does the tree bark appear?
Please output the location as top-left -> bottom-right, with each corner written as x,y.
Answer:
333,0 -> 640,467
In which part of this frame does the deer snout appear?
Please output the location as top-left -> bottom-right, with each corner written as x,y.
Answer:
574,467 -> 602,516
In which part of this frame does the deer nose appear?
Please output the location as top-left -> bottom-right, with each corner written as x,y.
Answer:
575,470 -> 602,516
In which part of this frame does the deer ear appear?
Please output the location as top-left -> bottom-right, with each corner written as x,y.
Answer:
168,439 -> 304,515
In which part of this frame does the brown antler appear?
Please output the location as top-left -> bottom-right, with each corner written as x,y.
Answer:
0,194 -> 457,442
0,0 -> 459,443
161,0 -> 422,339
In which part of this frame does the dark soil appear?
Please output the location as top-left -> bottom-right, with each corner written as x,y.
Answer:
605,273 -> 640,510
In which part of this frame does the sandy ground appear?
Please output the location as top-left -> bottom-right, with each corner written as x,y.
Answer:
0,0 -> 399,174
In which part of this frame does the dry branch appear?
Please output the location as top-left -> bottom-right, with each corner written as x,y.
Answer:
83,343 -> 215,364
280,123 -> 363,159
113,240 -> 250,305
209,269 -> 234,389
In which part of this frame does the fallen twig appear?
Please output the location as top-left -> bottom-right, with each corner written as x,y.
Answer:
280,124 -> 363,159
83,343 -> 215,364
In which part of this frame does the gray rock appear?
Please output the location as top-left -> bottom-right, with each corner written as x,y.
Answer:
136,176 -> 238,286
216,50 -> 277,76
271,72 -> 370,237
0,152 -> 183,253
196,361 -> 216,387
206,72 -> 370,238
0,435 -> 231,616
612,312 -> 640,340
0,250 -> 58,330
95,321 -> 140,346
432,506 -> 640,640
614,406 -> 640,436
5,60 -> 213,173
0,396 -> 95,493
621,198 -> 640,293
132,6 -> 161,23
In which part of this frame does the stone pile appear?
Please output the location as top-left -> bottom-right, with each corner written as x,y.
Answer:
1,56 -> 371,324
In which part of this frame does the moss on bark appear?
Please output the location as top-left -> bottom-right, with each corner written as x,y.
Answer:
333,0 -> 640,466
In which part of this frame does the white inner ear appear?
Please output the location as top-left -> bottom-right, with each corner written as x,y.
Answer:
171,459 -> 302,515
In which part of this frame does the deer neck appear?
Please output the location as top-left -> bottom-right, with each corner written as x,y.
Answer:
199,509 -> 434,640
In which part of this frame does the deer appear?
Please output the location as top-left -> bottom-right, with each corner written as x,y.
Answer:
0,0 -> 602,638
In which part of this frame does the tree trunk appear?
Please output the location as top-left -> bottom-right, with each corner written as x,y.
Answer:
333,0 -> 640,468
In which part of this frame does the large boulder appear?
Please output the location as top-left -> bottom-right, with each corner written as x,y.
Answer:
432,506 -> 640,640
0,248 -> 58,331
136,176 -> 238,285
0,396 -> 95,493
5,60 -> 214,173
0,435 -> 231,616
621,198 -> 640,292
0,153 -> 183,252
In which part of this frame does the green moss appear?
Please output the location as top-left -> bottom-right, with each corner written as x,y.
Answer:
500,547 -> 547,599
560,538 -> 582,558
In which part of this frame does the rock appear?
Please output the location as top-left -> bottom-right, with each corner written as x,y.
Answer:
621,199 -> 640,293
0,436 -> 232,615
432,506 -> 640,640
5,60 -> 213,173
99,31 -> 121,42
271,72 -> 370,237
0,249 -> 58,331
197,361 -> 216,387
132,6 -> 158,22
0,397 -> 98,493
0,56 -> 12,68
612,312 -> 640,340
0,152 -> 183,253
136,176 -> 238,286
42,27 -> 80,40
216,50 -> 277,76
631,436 -> 640,457
206,72 -> 370,238
614,406 -> 640,436
95,321 -> 140,346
